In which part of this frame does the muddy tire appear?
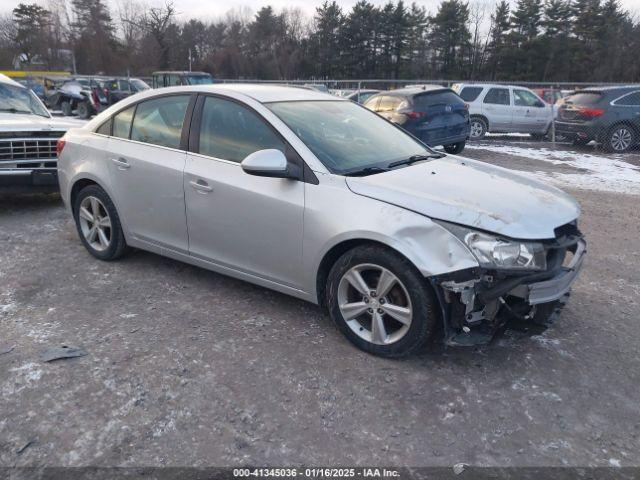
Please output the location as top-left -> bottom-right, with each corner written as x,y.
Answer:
444,141 -> 465,154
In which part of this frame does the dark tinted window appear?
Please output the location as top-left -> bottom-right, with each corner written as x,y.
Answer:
198,96 -> 285,163
414,90 -> 465,108
130,95 -> 190,149
112,106 -> 135,139
514,89 -> 543,107
564,92 -> 603,105
96,118 -> 111,135
459,87 -> 483,102
615,91 -> 640,106
483,88 -> 510,105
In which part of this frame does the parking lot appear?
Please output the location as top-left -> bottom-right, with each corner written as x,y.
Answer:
1,139 -> 639,469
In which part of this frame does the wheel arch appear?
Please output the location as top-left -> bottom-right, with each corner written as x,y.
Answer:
315,238 -> 425,308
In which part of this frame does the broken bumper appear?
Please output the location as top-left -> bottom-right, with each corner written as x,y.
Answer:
527,238 -> 586,304
433,235 -> 587,346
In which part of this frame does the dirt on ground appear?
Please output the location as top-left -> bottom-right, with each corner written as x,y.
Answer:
1,140 -> 639,469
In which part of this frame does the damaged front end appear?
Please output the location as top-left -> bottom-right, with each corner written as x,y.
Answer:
431,221 -> 586,346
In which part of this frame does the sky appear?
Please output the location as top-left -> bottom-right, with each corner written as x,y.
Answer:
1,0 -> 638,22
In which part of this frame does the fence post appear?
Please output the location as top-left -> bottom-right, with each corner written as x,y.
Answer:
357,80 -> 361,103
550,85 -> 556,146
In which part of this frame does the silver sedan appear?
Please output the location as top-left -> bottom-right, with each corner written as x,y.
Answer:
57,85 -> 586,357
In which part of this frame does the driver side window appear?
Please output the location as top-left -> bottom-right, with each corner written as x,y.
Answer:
198,96 -> 285,163
514,89 -> 543,107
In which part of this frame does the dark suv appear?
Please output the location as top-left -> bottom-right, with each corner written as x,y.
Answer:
555,86 -> 640,152
363,87 -> 470,154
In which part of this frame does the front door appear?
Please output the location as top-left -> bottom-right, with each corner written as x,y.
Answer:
184,95 -> 305,287
106,94 -> 192,253
512,89 -> 549,133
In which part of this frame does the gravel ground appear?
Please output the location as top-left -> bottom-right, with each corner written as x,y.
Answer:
1,140 -> 639,469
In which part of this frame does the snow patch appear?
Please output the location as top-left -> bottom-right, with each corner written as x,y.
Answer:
466,143 -> 640,194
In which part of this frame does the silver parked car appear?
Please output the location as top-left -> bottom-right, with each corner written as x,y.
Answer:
57,85 -> 586,357
453,83 -> 554,140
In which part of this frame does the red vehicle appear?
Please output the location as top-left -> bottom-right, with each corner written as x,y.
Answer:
532,88 -> 564,105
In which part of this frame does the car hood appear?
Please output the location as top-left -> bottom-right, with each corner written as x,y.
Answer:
345,156 -> 580,240
0,112 -> 79,132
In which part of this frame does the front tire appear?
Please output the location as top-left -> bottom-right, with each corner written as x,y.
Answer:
73,185 -> 129,261
444,141 -> 465,154
326,245 -> 439,358
60,100 -> 72,116
77,101 -> 91,119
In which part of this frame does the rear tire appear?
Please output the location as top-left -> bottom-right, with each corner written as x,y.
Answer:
444,141 -> 465,154
73,185 -> 129,261
469,117 -> 487,140
326,245 -> 439,358
572,138 -> 590,146
603,125 -> 636,153
77,101 -> 91,119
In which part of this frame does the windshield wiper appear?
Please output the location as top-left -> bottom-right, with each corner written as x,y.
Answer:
343,166 -> 390,177
387,153 -> 445,169
0,107 -> 33,114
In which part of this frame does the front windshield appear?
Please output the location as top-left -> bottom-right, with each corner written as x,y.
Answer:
0,83 -> 50,117
267,100 -> 432,174
186,75 -> 213,85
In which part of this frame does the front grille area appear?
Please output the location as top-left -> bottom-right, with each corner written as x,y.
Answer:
0,132 -> 64,169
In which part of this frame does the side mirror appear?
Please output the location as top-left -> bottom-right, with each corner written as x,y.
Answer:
241,149 -> 291,178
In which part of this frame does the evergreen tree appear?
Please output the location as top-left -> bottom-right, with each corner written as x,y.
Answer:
428,0 -> 471,78
12,3 -> 50,66
71,0 -> 119,73
486,0 -> 510,79
309,1 -> 343,78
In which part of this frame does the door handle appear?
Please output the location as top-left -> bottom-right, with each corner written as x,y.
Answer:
111,157 -> 130,170
189,179 -> 213,193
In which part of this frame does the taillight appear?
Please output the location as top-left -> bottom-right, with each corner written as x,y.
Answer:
405,111 -> 426,119
56,138 -> 66,157
579,107 -> 605,118
91,91 -> 99,105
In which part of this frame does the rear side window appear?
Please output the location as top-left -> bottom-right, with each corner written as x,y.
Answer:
377,96 -> 403,112
483,88 -> 510,105
96,118 -> 111,135
130,95 -> 190,149
198,96 -> 285,163
112,106 -> 135,139
414,90 -> 465,108
363,96 -> 380,110
565,92 -> 603,105
614,91 -> 640,106
459,87 -> 483,102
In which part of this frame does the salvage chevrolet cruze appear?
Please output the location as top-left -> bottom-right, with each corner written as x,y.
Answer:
57,85 -> 586,357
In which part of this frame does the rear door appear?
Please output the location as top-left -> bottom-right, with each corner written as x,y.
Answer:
481,87 -> 512,131
106,94 -> 193,253
183,95 -> 305,287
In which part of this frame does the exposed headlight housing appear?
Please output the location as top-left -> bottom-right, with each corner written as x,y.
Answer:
438,222 -> 547,271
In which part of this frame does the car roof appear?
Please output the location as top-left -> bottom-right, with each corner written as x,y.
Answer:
383,86 -> 449,97
153,71 -> 210,75
197,84 -> 344,103
0,73 -> 23,88
575,85 -> 640,93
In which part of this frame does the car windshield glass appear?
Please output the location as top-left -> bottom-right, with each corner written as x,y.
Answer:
0,83 -> 49,117
267,100 -> 434,175
185,75 -> 212,85
564,92 -> 603,105
131,79 -> 150,91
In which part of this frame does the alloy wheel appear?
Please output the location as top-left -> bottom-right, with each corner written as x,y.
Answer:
610,127 -> 633,152
78,196 -> 112,252
470,120 -> 484,139
337,264 -> 412,345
